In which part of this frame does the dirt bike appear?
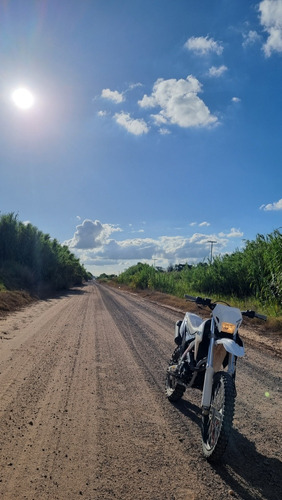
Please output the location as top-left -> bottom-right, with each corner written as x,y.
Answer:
165,294 -> 267,462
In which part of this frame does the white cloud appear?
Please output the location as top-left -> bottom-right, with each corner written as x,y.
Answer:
151,113 -> 168,125
65,219 -> 244,274
127,82 -> 143,91
232,97 -> 241,103
260,198 -> 282,210
208,65 -> 228,77
159,128 -> 171,135
101,88 -> 124,103
259,0 -> 282,56
138,75 -> 218,128
189,221 -> 210,227
65,219 -> 122,249
218,228 -> 244,238
97,110 -> 108,117
114,112 -> 149,135
242,30 -> 261,48
184,36 -> 223,56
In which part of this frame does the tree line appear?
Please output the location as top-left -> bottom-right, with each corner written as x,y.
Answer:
116,229 -> 282,314
0,213 -> 91,292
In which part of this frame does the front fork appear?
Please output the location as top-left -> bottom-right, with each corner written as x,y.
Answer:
201,318 -> 215,414
201,318 -> 236,414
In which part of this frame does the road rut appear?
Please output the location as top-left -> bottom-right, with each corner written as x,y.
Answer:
0,283 -> 281,499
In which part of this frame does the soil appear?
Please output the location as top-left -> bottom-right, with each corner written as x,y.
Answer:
0,282 -> 281,500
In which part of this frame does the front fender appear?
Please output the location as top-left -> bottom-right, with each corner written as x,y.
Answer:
215,338 -> 245,357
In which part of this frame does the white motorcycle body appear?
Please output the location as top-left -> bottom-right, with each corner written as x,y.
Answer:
167,295 -> 266,462
179,304 -> 245,410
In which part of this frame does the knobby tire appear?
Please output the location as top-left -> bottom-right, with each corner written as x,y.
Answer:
165,349 -> 186,402
202,371 -> 235,462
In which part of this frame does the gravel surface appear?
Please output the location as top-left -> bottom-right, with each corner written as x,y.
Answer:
0,282 -> 281,500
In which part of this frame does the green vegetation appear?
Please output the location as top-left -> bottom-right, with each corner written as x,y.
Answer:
115,229 -> 282,317
0,213 -> 91,293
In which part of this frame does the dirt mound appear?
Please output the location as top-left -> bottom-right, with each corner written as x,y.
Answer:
0,290 -> 36,316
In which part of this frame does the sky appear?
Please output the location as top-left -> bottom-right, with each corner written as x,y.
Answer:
1,0 -> 282,276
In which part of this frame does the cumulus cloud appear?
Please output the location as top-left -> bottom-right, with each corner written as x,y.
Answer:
102,238 -> 157,260
259,0 -> 282,56
208,65 -> 228,77
114,112 -> 149,135
184,36 -> 223,55
65,219 -> 122,249
138,75 -> 217,128
232,97 -> 241,103
65,219 -> 244,273
101,88 -> 124,103
260,198 -> 282,210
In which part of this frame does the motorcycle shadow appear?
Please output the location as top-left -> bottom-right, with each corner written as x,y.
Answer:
170,397 -> 202,427
171,398 -> 281,500
214,428 -> 281,500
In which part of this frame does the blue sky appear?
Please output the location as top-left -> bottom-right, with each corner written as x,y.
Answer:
1,0 -> 281,275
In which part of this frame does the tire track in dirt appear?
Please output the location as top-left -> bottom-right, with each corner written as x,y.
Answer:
96,285 -> 237,499
0,283 -> 281,500
0,288 -> 99,499
97,283 -> 282,500
93,284 -> 204,500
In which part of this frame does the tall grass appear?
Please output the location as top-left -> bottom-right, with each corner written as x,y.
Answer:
0,213 -> 90,291
116,229 -> 282,317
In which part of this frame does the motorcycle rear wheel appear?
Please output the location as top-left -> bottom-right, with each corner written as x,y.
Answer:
165,370 -> 186,401
165,350 -> 186,402
201,371 -> 235,462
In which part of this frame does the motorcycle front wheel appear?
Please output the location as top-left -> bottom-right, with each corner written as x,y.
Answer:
201,371 -> 235,462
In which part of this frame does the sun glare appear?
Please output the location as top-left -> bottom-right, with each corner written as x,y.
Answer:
11,88 -> 35,110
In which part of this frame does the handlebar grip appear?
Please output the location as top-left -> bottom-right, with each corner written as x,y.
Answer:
255,313 -> 267,321
184,294 -> 197,302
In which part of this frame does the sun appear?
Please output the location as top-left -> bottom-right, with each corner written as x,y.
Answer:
11,87 -> 35,110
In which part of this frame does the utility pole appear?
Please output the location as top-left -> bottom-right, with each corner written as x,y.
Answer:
208,240 -> 217,263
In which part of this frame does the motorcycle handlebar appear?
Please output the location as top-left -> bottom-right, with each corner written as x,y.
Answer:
184,295 -> 212,307
184,294 -> 197,302
184,296 -> 267,320
254,312 -> 267,321
242,310 -> 267,321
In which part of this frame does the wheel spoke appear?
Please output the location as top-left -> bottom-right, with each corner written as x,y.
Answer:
207,407 -> 223,448
201,371 -> 235,461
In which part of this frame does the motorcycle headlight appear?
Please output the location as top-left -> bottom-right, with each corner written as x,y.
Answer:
221,322 -> 236,334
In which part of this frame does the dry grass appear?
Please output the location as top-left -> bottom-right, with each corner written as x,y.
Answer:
0,290 -> 36,317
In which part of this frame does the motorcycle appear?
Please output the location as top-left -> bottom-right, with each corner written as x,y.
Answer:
165,294 -> 267,462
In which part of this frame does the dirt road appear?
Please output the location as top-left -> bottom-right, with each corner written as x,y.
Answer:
0,282 -> 281,500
